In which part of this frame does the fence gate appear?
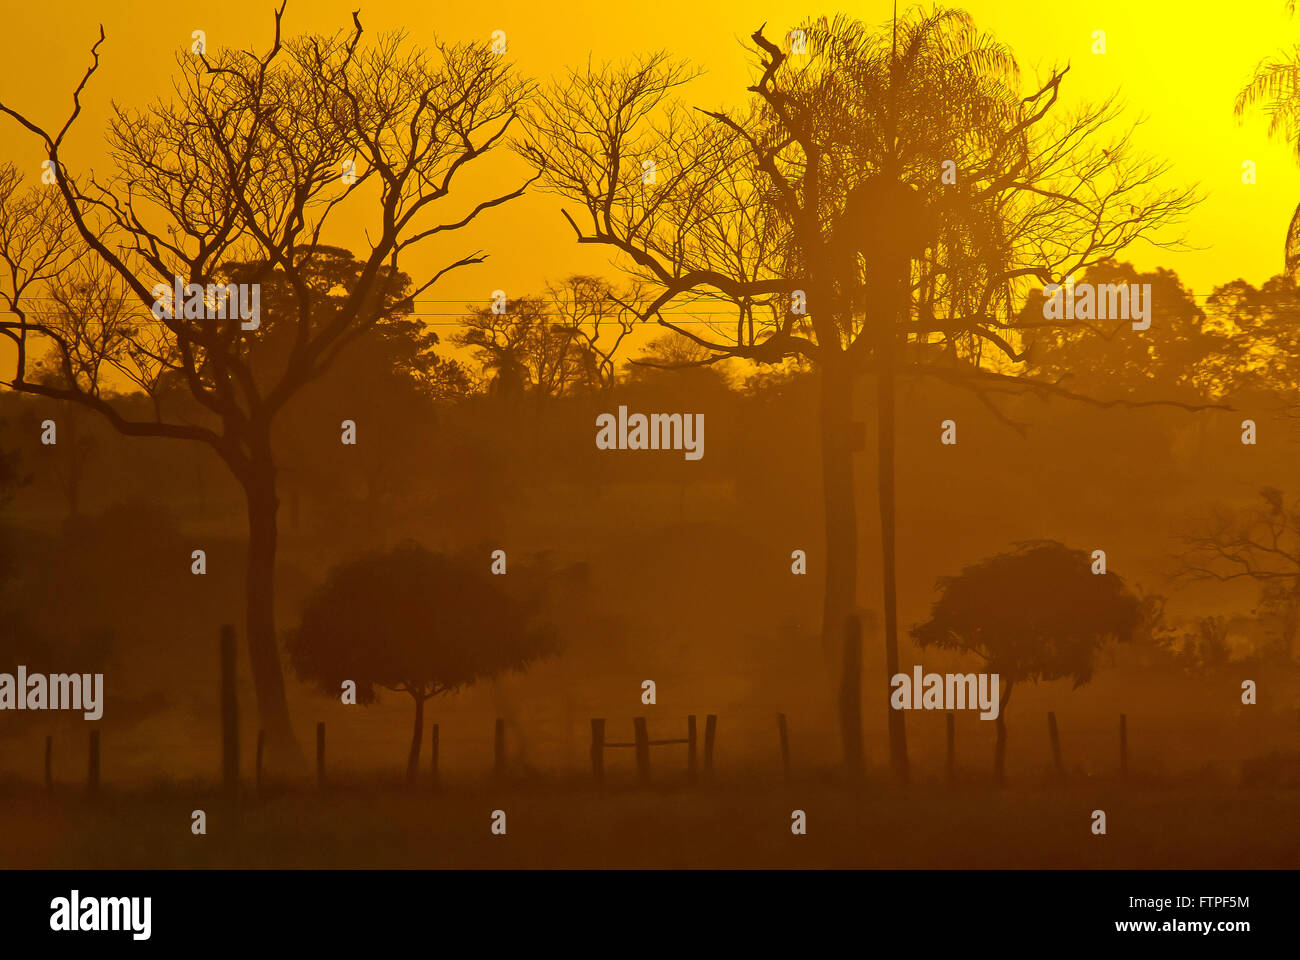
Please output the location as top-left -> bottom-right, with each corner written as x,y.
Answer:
590,715 -> 715,785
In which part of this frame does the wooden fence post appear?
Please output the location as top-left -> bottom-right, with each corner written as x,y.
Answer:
44,735 -> 53,791
1119,713 -> 1128,781
1047,711 -> 1065,785
945,712 -> 955,785
590,718 -> 605,786
316,721 -> 326,788
256,730 -> 265,793
704,714 -> 717,780
431,722 -> 440,790
686,715 -> 697,785
220,625 -> 239,796
777,713 -> 791,782
633,717 -> 650,785
494,718 -> 506,779
87,730 -> 100,796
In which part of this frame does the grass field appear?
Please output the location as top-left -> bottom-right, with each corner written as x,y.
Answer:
1,773 -> 1296,869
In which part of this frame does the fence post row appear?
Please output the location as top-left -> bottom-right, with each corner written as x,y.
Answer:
589,716 -> 700,785
31,706 -> 1176,789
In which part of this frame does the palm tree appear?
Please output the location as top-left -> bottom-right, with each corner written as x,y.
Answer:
518,4 -> 1194,783
798,8 -> 1026,783
1236,3 -> 1300,277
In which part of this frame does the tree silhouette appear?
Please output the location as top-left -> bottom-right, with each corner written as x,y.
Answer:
0,6 -> 534,765
455,277 -> 641,396
911,540 -> 1141,784
517,6 -> 1195,780
1177,487 -> 1300,662
228,244 -> 469,542
286,542 -> 557,783
456,296 -> 580,398
1237,5 -> 1300,278
1020,260 -> 1217,403
1202,275 -> 1300,407
544,275 -> 643,391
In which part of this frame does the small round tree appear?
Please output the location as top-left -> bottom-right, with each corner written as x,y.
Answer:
910,540 -> 1141,784
287,542 -> 557,783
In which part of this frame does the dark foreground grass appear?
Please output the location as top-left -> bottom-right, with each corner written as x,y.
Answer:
1,774 -> 1296,868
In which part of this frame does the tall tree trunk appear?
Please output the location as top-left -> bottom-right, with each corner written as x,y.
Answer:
407,694 -> 424,785
994,681 -> 1013,786
820,360 -> 863,776
877,268 -> 910,785
243,448 -> 300,769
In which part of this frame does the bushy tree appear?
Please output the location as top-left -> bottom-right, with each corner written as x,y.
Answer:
287,542 -> 557,783
911,540 -> 1141,782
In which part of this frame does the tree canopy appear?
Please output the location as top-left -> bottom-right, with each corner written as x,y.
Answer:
287,542 -> 557,704
911,540 -> 1142,690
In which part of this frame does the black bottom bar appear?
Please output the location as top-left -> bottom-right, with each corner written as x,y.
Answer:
0,868 -> 1279,947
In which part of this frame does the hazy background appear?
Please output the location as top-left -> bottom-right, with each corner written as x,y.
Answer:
0,2 -> 1297,868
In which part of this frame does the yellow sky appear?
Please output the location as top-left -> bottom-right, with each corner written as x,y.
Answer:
2,0 -> 1298,321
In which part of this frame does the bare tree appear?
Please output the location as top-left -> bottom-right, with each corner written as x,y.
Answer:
517,7 -> 1199,780
456,277 -> 641,395
545,275 -> 641,391
0,5 -> 534,764
455,296 -> 582,398
1177,487 -> 1300,661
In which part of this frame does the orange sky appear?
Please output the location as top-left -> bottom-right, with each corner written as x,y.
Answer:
2,0 -> 1298,322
